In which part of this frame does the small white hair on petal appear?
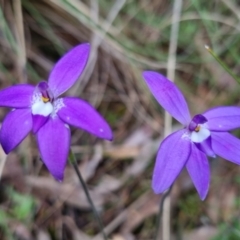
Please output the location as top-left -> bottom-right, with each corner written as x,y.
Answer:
53,98 -> 64,114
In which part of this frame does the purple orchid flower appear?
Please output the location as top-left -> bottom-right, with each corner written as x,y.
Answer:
143,71 -> 240,200
0,43 -> 112,181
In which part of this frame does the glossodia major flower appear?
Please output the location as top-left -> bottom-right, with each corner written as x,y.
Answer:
143,71 -> 240,200
0,43 -> 112,181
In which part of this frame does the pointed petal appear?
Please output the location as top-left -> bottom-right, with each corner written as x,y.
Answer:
203,106 -> 240,131
32,115 -> 49,133
48,43 -> 90,97
0,84 -> 34,108
186,144 -> 210,200
142,71 -> 191,125
0,109 -> 32,154
194,136 -> 216,158
37,117 -> 70,180
152,129 -> 191,194
57,97 -> 112,140
211,132 -> 240,165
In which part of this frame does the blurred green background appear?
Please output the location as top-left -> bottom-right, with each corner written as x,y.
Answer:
0,0 -> 240,239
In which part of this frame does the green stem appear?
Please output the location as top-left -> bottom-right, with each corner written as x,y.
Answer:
154,185 -> 173,240
69,150 -> 108,240
205,45 -> 240,85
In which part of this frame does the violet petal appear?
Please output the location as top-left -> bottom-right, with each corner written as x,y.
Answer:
57,97 -> 113,140
36,81 -> 53,101
152,129 -> 191,194
142,71 -> 191,125
37,117 -> 70,181
203,106 -> 240,131
194,136 -> 216,157
48,43 -> 90,98
0,109 -> 32,154
186,144 -> 210,200
0,84 -> 34,108
211,132 -> 240,165
32,114 -> 49,134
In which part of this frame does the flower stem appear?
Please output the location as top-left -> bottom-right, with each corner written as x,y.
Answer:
154,186 -> 173,240
205,45 -> 240,85
69,150 -> 108,240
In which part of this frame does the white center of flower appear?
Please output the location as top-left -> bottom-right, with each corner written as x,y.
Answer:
31,90 -> 65,118
190,125 -> 210,143
32,100 -> 53,116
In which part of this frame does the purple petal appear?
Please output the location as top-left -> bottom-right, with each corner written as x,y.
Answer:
36,81 -> 54,101
37,117 -> 70,181
186,144 -> 210,200
152,129 -> 191,194
57,97 -> 112,140
142,71 -> 191,125
48,43 -> 90,97
189,114 -> 207,131
194,136 -> 216,157
32,114 -> 49,133
211,132 -> 240,165
203,106 -> 240,131
0,109 -> 32,154
0,84 -> 34,108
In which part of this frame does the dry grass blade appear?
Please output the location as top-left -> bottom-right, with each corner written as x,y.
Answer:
161,0 -> 183,240
13,0 -> 26,83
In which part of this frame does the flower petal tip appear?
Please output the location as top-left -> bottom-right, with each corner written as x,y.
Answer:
79,43 -> 91,56
142,71 -> 156,84
55,176 -> 63,183
48,168 -> 64,182
142,71 -> 149,78
97,131 -> 113,141
152,187 -> 161,195
1,144 -> 10,155
46,168 -> 64,182
152,183 -> 170,195
152,180 -> 165,195
142,70 -> 152,77
103,130 -> 113,141
200,192 -> 208,201
142,71 -> 165,82
81,42 -> 91,49
0,136 -> 9,154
